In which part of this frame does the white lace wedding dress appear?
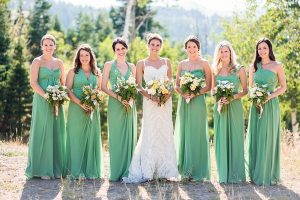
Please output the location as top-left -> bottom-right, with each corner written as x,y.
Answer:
123,60 -> 178,183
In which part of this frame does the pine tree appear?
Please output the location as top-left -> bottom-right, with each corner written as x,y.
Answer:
0,0 -> 11,138
2,3 -> 32,140
27,0 -> 51,62
94,13 -> 114,42
51,15 -> 62,32
0,1 -> 10,65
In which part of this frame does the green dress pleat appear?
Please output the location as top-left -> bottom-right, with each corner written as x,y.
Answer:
213,66 -> 246,183
26,67 -> 66,178
66,69 -> 102,179
175,69 -> 210,181
246,62 -> 280,186
108,61 -> 137,181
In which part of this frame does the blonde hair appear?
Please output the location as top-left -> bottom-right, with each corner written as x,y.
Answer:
212,40 -> 237,74
40,33 -> 56,46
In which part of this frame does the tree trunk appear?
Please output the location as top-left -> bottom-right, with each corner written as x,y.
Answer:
123,0 -> 137,42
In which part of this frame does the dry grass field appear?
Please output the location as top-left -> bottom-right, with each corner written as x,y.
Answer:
0,136 -> 300,200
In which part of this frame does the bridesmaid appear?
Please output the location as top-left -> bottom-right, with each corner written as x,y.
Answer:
247,38 -> 286,185
212,41 -> 247,183
65,44 -> 102,179
174,35 -> 212,181
102,37 -> 137,181
26,34 -> 66,179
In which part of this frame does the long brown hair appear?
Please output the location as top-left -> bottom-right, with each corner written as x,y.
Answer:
253,38 -> 276,72
73,44 -> 98,74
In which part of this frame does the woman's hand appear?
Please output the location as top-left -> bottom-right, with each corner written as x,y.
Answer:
220,97 -> 230,105
80,103 -> 91,112
150,95 -> 160,103
182,93 -> 191,100
162,93 -> 173,103
263,94 -> 272,104
182,93 -> 196,100
121,99 -> 130,107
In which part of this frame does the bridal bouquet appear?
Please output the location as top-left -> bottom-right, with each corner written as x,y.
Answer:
44,85 -> 69,117
215,80 -> 235,113
179,72 -> 205,103
146,78 -> 173,106
81,85 -> 103,119
249,83 -> 269,118
115,74 -> 138,112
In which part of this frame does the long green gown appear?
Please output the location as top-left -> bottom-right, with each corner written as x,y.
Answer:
213,66 -> 246,183
175,69 -> 210,181
246,62 -> 280,185
108,61 -> 137,181
66,69 -> 102,179
26,66 -> 66,178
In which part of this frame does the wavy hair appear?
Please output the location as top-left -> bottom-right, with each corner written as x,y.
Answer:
212,40 -> 237,74
73,44 -> 98,75
252,38 -> 276,72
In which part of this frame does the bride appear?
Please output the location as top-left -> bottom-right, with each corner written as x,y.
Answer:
123,33 -> 178,183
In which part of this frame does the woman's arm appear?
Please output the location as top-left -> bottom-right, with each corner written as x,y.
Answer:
175,62 -> 183,95
96,68 -> 102,91
65,69 -> 80,105
268,63 -> 287,100
200,60 -> 212,95
211,71 -> 216,96
248,65 -> 255,88
101,62 -> 120,100
57,59 -> 65,85
233,66 -> 248,100
65,68 -> 90,111
30,58 -> 47,98
136,60 -> 151,99
129,63 -> 136,77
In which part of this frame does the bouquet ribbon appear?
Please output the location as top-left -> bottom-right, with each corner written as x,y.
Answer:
185,98 -> 191,104
257,104 -> 264,119
54,102 -> 59,118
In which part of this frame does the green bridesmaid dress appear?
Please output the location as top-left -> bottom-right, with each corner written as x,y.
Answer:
246,62 -> 280,185
175,69 -> 210,181
26,66 -> 66,178
66,69 -> 102,179
213,66 -> 246,183
108,61 -> 137,181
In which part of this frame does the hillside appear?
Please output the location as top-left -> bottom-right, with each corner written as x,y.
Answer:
8,0 -> 223,54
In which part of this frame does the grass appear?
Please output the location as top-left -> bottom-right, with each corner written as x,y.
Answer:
0,132 -> 300,199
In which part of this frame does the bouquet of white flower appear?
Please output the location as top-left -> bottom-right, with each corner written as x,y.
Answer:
145,78 -> 173,106
115,74 -> 138,112
249,83 -> 269,118
81,85 -> 103,119
215,80 -> 235,113
44,85 -> 69,117
179,72 -> 205,103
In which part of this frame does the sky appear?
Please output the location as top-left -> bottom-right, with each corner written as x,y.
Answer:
55,0 -> 247,16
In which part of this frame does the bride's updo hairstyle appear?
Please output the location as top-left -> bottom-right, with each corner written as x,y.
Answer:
146,33 -> 163,45
184,35 -> 200,50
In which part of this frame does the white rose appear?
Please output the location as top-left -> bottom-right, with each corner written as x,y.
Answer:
256,91 -> 263,97
148,88 -> 156,95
